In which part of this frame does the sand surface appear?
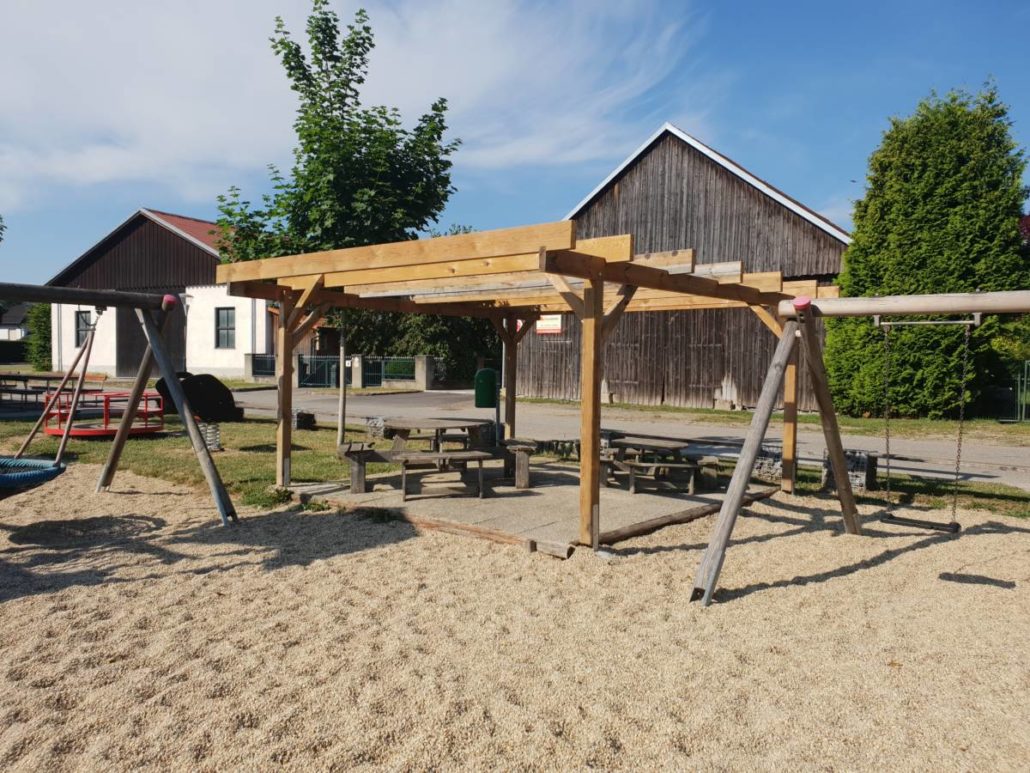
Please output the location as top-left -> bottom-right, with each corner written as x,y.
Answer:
1,464 -> 1028,770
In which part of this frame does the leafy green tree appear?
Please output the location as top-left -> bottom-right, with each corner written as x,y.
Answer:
216,2 -> 470,362
25,303 -> 51,371
826,86 -> 1030,417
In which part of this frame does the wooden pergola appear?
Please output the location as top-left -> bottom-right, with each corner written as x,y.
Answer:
217,220 -> 835,545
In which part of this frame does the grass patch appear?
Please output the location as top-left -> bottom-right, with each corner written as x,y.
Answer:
790,465 -> 1030,519
521,397 -> 1030,442
0,417 -> 386,507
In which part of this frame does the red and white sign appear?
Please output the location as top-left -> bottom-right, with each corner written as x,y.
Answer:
535,314 -> 563,335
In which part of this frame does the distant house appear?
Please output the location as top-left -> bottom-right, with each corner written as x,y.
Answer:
517,123 -> 850,411
47,209 -> 298,378
0,302 -> 30,341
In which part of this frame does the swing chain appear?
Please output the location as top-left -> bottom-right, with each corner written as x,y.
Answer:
951,323 -> 971,525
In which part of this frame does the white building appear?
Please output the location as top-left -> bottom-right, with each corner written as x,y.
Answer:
48,209 -> 296,378
0,303 -> 30,341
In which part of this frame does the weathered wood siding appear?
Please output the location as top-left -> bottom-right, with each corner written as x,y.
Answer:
518,309 -> 821,410
518,131 -> 845,410
50,216 -> 218,291
575,133 -> 845,277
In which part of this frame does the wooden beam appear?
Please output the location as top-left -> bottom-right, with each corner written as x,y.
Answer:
227,280 -> 502,319
602,285 -> 637,340
137,308 -> 237,525
543,251 -> 785,306
781,340 -> 799,495
795,299 -> 862,535
290,303 -> 330,350
578,278 -> 604,547
216,221 -> 576,283
632,249 -> 696,270
276,292 -> 297,488
287,274 -> 325,329
546,267 -> 585,318
749,305 -> 784,336
777,290 -> 1030,319
691,320 -> 799,605
503,315 -> 518,439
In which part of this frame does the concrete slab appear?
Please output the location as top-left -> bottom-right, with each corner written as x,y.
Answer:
292,458 -> 776,553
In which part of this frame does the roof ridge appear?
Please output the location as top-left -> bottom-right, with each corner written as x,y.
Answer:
142,207 -> 218,226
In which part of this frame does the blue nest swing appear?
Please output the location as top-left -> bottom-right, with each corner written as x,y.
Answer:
0,457 -> 65,494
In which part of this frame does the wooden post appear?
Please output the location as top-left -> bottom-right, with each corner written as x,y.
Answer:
795,298 -> 862,535
691,320 -> 799,605
578,277 -> 604,548
276,292 -> 297,488
96,310 -> 166,491
14,333 -> 90,459
504,314 -> 518,439
781,342 -> 799,494
54,321 -> 98,466
137,306 -> 237,526
336,323 -> 347,447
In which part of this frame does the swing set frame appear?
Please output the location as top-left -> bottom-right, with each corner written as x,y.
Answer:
0,282 -> 237,526
691,290 -> 1030,605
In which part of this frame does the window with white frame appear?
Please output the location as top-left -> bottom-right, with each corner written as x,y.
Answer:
215,307 -> 236,349
74,310 -> 91,348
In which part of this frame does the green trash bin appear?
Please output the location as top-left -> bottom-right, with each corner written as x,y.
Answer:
474,368 -> 498,408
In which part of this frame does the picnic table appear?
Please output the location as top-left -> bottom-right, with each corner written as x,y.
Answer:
382,417 -> 492,452
603,435 -> 708,494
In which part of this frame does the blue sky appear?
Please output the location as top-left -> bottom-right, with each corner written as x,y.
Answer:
2,0 -> 1028,285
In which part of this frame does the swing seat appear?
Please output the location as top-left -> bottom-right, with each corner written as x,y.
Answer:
880,512 -> 960,533
0,457 -> 65,494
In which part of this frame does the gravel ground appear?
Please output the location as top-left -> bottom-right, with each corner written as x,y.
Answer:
1,464 -> 1028,770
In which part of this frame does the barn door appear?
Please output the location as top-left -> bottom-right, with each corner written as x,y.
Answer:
116,302 -> 186,377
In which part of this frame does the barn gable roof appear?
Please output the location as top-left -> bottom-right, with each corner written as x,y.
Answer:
48,208 -> 219,287
565,122 -> 851,245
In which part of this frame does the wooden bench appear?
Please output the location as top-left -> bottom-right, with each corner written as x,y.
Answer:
601,452 -> 721,495
337,440 -> 398,494
392,450 -> 493,501
501,439 -> 537,489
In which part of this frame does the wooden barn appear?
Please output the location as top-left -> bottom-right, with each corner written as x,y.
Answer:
517,123 -> 850,410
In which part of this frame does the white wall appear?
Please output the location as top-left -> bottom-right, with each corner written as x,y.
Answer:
184,285 -> 270,377
51,303 -> 119,375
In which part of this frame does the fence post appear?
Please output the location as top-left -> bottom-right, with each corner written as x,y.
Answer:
414,356 -> 429,390
351,355 -> 363,389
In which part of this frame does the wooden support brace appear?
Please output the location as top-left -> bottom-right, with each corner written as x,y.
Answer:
602,285 -> 637,340
691,320 -> 799,605
544,249 -> 586,318
290,303 -> 330,350
796,300 -> 862,535
287,273 -> 325,329
137,308 -> 237,525
749,305 -> 784,337
96,310 -> 168,491
781,341 -> 799,494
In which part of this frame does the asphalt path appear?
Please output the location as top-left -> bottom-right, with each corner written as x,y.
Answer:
234,388 -> 1030,492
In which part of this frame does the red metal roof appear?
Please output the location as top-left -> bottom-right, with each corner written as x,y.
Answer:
144,209 -> 220,253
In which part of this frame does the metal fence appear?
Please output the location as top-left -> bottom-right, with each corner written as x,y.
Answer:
362,356 -> 415,387
297,355 -> 352,388
252,354 -> 276,377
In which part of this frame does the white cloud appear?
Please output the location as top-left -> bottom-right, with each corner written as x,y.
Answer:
0,0 -> 707,212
